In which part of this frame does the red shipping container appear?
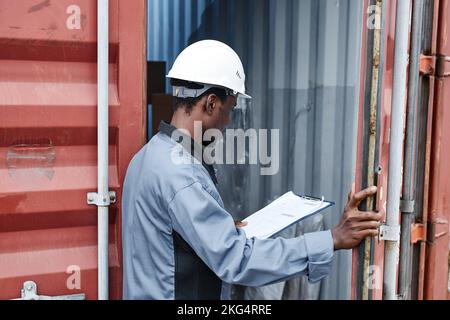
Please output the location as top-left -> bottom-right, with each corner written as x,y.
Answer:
0,0 -> 146,299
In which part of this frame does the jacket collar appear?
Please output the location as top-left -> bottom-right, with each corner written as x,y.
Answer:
158,121 -> 218,185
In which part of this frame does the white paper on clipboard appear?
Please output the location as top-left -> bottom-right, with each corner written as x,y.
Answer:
241,191 -> 334,239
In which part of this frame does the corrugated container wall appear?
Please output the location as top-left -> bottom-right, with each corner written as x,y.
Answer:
0,1 -> 146,299
148,0 -> 363,300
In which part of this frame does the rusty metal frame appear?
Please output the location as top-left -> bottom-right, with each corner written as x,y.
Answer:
422,0 -> 450,300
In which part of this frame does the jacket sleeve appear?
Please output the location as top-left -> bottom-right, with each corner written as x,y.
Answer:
167,181 -> 335,287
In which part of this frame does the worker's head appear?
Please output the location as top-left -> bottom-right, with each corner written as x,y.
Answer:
170,79 -> 237,132
167,40 -> 251,132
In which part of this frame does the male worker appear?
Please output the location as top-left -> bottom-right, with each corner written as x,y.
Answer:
122,40 -> 382,300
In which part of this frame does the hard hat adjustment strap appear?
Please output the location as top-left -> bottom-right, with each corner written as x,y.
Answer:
173,85 -> 214,98
173,84 -> 238,99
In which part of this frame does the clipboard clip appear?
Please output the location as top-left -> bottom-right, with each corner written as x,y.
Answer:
297,194 -> 325,206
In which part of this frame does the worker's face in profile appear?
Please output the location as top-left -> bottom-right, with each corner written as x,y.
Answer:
204,94 -> 237,132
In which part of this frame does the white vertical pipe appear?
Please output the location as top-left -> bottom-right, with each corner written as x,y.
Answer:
383,0 -> 411,300
97,0 -> 109,301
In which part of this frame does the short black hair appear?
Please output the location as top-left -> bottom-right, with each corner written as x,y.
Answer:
170,79 -> 227,112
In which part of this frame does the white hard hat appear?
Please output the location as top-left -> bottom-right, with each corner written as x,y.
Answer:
167,40 -> 252,99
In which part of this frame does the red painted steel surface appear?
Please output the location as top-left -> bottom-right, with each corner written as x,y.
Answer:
416,0 -> 440,301
354,0 -> 450,300
424,0 -> 450,300
353,0 -> 398,300
0,0 -> 146,299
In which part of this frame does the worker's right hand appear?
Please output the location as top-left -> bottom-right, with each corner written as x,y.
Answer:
331,185 -> 383,251
235,220 -> 248,228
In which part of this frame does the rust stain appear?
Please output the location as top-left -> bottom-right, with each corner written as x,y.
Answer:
28,0 -> 51,13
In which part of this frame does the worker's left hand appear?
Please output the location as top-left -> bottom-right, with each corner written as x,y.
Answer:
332,185 -> 383,251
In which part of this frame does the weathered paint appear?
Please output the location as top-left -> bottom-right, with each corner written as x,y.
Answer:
424,0 -> 450,300
0,0 -> 146,299
354,0 -> 450,300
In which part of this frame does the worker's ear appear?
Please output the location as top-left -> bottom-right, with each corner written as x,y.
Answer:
205,94 -> 217,115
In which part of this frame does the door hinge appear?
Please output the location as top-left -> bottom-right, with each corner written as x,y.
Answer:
411,223 -> 426,244
420,54 -> 450,78
420,54 -> 436,76
11,281 -> 85,300
436,55 -> 450,78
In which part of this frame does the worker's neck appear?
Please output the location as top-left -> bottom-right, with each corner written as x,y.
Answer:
170,110 -> 204,144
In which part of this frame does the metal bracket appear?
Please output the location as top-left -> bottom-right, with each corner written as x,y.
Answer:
420,54 -> 436,76
379,224 -> 401,241
400,199 -> 415,214
87,191 -> 116,206
12,281 -> 85,300
411,223 -> 426,244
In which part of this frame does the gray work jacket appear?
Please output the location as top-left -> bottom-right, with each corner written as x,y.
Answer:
122,121 -> 334,300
